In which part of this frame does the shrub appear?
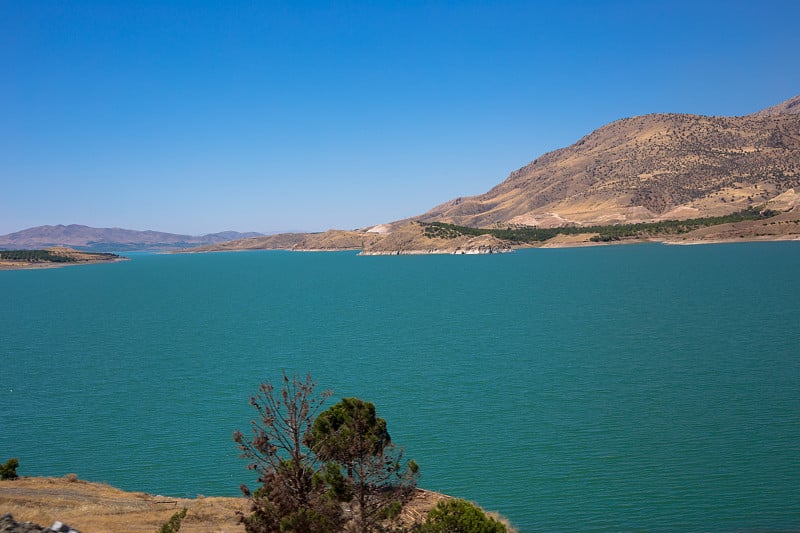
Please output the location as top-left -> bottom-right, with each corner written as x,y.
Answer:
420,498 -> 507,533
159,508 -> 187,533
0,458 -> 19,480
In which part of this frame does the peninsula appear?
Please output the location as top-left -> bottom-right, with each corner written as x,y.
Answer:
0,247 -> 125,271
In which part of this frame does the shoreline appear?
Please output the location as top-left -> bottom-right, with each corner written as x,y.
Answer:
177,234 -> 800,256
362,234 -> 800,253
5,234 -> 799,266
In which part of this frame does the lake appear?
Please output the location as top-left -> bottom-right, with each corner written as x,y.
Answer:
2,243 -> 799,531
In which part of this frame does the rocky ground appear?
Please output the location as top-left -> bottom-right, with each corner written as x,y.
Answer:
0,477 -> 245,533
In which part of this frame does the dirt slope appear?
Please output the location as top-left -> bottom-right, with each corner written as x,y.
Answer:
416,99 -> 800,227
1,477 -> 515,533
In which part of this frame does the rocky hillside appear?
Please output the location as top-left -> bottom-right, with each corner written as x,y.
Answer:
0,225 -> 262,252
180,94 -> 800,254
415,94 -> 800,228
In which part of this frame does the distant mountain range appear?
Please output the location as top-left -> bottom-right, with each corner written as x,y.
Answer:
0,225 -> 263,252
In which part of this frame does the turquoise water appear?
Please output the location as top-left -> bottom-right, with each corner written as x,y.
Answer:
1,243 -> 799,532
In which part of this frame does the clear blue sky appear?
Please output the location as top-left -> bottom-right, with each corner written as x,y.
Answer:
2,0 -> 799,235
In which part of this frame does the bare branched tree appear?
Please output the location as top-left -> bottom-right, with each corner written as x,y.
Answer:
233,371 -> 339,533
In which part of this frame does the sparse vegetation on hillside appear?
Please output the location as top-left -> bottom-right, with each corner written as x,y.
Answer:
421,207 -> 780,244
419,103 -> 800,227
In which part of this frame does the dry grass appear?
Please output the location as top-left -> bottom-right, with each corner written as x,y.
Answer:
0,476 -> 246,532
0,477 -> 517,533
395,488 -> 450,528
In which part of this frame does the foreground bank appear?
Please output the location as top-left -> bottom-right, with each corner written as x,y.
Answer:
0,477 -> 516,533
0,476 -> 244,532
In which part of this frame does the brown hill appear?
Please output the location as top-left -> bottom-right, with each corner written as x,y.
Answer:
185,229 -> 383,253
360,224 -> 511,255
180,94 -> 800,254
414,94 -> 800,228
180,226 -> 514,255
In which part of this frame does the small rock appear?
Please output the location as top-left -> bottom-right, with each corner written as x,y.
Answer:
1,513 -> 45,532
0,514 -> 80,533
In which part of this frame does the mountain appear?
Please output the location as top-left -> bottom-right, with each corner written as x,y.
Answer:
0,225 -> 263,252
25,95 -> 794,256
181,93 -> 800,254
413,94 -> 800,228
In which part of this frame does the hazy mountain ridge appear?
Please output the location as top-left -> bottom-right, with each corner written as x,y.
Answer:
0,224 -> 263,252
